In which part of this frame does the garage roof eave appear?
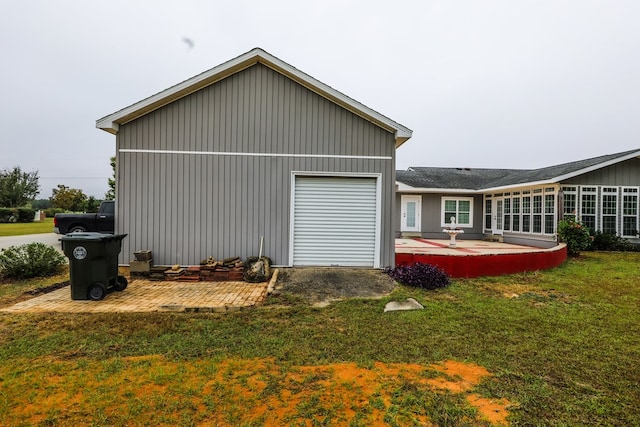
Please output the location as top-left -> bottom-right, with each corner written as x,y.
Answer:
395,134 -> 411,148
97,121 -> 119,134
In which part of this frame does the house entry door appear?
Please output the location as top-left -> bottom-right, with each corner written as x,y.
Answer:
492,198 -> 504,235
401,195 -> 421,233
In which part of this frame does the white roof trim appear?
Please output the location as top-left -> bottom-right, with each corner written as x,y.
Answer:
480,180 -> 557,193
97,47 -> 412,146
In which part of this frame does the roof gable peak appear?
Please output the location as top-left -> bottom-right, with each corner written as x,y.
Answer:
96,47 -> 412,146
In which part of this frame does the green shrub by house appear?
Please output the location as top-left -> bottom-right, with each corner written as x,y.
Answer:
557,217 -> 592,256
591,231 -> 639,252
0,243 -> 66,279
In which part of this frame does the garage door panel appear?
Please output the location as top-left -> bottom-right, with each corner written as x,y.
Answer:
293,176 -> 378,267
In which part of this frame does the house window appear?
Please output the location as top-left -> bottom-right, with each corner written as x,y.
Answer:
622,188 -> 638,237
442,197 -> 473,227
581,187 -> 597,232
522,196 -> 531,233
544,194 -> 555,234
503,198 -> 511,231
512,196 -> 520,232
484,196 -> 492,230
532,195 -> 542,233
601,187 -> 618,235
562,186 -> 577,220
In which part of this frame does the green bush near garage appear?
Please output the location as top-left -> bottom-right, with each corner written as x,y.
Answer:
0,242 -> 66,279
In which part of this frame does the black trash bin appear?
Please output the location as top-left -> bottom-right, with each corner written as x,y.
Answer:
61,233 -> 128,301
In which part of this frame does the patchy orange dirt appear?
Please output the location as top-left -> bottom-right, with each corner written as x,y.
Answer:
1,356 -> 512,426
429,361 -> 510,424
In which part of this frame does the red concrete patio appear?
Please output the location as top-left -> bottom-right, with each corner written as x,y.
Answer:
395,238 -> 567,278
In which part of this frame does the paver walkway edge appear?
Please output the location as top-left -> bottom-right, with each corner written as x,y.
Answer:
0,270 -> 278,314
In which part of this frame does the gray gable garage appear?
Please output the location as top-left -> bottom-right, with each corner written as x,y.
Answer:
97,48 -> 412,267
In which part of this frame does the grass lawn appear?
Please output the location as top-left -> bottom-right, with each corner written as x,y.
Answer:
0,252 -> 638,425
0,218 -> 54,237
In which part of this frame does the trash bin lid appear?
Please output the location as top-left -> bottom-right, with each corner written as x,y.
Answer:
60,232 -> 114,241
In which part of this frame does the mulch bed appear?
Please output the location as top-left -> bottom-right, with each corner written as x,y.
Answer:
23,281 -> 70,296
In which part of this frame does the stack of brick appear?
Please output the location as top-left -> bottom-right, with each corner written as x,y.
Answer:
130,250 -> 153,278
199,256 -> 244,281
149,266 -> 168,281
178,266 -> 202,281
128,252 -> 246,282
164,264 -> 185,280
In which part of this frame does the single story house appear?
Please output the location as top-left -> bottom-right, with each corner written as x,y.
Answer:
396,148 -> 640,248
97,48 -> 412,268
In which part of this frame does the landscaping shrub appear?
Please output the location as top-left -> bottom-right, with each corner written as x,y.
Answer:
557,217 -> 593,256
0,243 -> 66,279
591,231 -> 639,252
386,262 -> 450,289
0,208 -> 17,223
0,208 -> 36,223
16,208 -> 35,223
44,207 -> 66,218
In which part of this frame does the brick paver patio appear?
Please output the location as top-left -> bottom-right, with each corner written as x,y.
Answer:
0,271 -> 277,314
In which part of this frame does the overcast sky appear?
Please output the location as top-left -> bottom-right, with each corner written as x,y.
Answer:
1,1 -> 638,198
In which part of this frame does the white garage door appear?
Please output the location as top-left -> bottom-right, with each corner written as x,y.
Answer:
292,176 -> 379,267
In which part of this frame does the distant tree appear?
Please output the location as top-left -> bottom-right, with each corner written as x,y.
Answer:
50,185 -> 88,212
105,156 -> 115,200
31,199 -> 52,210
0,166 -> 40,207
83,196 -> 102,213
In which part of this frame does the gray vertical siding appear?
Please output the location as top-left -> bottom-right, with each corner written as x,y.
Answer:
395,193 -> 484,239
562,157 -> 640,186
116,64 -> 397,267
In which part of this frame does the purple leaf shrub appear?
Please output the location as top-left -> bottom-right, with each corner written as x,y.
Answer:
385,263 -> 450,290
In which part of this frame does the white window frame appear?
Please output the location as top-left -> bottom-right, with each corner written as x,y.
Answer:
521,190 -> 531,233
441,196 -> 474,228
544,193 -> 556,235
511,194 -> 521,232
483,195 -> 492,232
503,196 -> 511,231
484,186 -> 558,235
561,186 -> 578,220
532,193 -> 543,234
600,187 -> 619,235
580,186 -> 598,232
622,187 -> 638,238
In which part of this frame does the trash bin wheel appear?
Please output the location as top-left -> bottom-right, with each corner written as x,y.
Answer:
88,283 -> 106,301
115,275 -> 128,292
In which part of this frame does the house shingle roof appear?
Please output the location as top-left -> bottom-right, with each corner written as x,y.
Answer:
397,148 -> 640,191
